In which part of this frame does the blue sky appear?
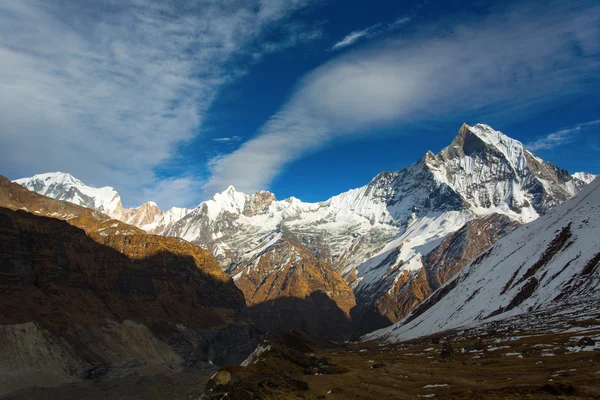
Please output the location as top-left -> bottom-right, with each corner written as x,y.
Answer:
1,0 -> 599,208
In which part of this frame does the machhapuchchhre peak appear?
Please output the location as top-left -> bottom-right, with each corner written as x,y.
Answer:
3,123 -> 599,398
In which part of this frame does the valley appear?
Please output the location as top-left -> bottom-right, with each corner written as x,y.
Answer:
203,297 -> 600,399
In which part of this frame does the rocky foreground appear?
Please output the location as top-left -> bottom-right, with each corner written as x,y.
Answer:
2,298 -> 598,399
203,298 -> 600,399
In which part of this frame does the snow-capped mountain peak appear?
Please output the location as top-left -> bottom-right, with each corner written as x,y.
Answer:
208,185 -> 249,216
32,171 -> 85,186
572,171 -> 596,184
440,123 -> 528,176
14,171 -> 122,216
14,172 -> 190,234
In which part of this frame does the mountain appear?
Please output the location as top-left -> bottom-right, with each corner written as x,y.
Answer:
0,175 -> 261,396
367,176 -> 600,342
14,172 -> 190,234
165,123 -> 594,334
350,213 -> 521,335
231,229 -> 357,339
15,124 -> 596,337
572,171 -> 596,184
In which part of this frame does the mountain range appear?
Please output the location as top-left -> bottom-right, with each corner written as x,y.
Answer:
4,122 -> 600,398
15,123 -> 595,338
15,172 -> 190,234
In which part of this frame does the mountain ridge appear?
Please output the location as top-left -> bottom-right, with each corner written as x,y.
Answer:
0,175 -> 263,395
14,172 -> 190,234
366,175 -> 600,342
13,123 -> 597,337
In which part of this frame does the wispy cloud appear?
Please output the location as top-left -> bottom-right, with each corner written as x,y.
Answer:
526,119 -> 600,151
331,15 -> 412,50
206,0 -> 600,195
213,136 -> 243,143
0,0 -> 318,208
331,28 -> 374,50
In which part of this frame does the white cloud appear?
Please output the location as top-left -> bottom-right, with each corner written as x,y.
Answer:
213,136 -> 243,143
205,0 -> 600,195
331,28 -> 374,50
331,15 -> 412,51
526,120 -> 600,151
390,16 -> 412,29
0,0 -> 317,208
259,22 -> 325,54
140,175 -> 201,211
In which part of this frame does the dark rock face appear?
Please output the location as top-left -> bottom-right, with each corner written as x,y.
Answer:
0,207 -> 244,328
423,214 -> 520,288
440,342 -> 454,359
198,322 -> 265,366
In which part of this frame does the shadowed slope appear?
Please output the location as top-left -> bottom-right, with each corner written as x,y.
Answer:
0,176 -> 262,396
228,229 -> 356,340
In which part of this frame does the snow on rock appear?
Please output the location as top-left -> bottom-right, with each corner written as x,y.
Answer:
573,172 -> 596,185
15,172 -> 122,216
240,344 -> 272,366
14,172 -> 190,234
15,124 -> 596,332
366,177 -> 600,342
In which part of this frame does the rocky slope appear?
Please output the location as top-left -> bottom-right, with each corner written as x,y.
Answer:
230,229 -> 356,339
350,213 -> 521,335
14,172 -> 189,234
0,176 -> 262,396
367,176 -> 600,342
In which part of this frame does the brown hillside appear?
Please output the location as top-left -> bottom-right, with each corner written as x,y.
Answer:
0,175 -> 261,396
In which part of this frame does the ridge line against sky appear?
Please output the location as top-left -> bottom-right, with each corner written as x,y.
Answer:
1,0 -> 600,208
204,0 -> 600,196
